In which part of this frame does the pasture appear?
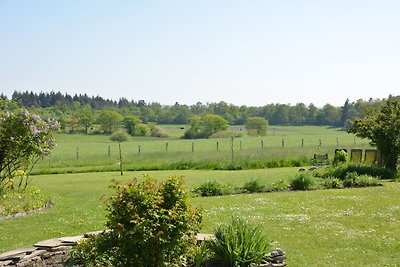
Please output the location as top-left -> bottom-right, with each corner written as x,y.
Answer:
33,126 -> 371,174
1,168 -> 400,266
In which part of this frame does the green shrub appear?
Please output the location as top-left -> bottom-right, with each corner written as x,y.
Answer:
191,241 -> 211,267
151,126 -> 169,138
266,179 -> 290,192
110,130 -> 129,142
323,177 -> 343,189
290,173 -> 316,191
323,163 -> 397,180
333,149 -> 348,165
193,180 -> 235,197
242,179 -> 266,193
70,176 -> 202,267
343,172 -> 380,187
207,217 -> 271,267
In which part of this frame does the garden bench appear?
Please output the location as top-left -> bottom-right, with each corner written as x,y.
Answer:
312,154 -> 329,166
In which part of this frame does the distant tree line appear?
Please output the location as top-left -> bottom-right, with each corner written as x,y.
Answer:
1,91 -> 396,128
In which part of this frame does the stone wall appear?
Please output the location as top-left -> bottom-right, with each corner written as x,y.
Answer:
0,232 -> 286,267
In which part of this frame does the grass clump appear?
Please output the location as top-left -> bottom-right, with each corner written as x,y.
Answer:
207,217 -> 272,267
193,180 -> 236,197
242,179 -> 266,193
290,172 -> 316,191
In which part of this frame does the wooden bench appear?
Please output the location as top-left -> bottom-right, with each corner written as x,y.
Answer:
312,154 -> 329,166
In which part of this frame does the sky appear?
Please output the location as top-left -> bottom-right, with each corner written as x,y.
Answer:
0,0 -> 399,107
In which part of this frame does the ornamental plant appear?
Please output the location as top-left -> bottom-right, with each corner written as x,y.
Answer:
71,176 -> 203,267
0,108 -> 58,192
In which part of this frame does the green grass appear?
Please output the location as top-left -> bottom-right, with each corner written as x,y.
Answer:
33,126 -> 371,174
1,168 -> 400,266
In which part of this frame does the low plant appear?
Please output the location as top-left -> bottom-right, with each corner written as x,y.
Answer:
207,217 -> 271,267
193,180 -> 235,197
322,177 -> 343,189
70,176 -> 202,267
343,172 -> 380,187
242,179 -> 266,193
290,173 -> 316,191
191,241 -> 211,267
333,149 -> 348,165
323,163 -> 397,180
0,185 -> 49,216
266,179 -> 290,192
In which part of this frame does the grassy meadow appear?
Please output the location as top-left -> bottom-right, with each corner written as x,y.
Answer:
33,125 -> 371,174
1,168 -> 400,266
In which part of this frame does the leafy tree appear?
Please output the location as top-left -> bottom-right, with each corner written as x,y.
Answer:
77,105 -> 95,134
201,114 -> 228,137
183,114 -> 228,139
64,117 -> 79,133
347,97 -> 400,170
97,110 -> 123,134
122,115 -> 142,136
245,117 -> 268,136
0,108 -> 58,192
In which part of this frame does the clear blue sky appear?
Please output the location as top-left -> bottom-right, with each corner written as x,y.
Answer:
0,0 -> 399,107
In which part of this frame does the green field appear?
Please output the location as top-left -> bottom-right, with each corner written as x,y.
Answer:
1,168 -> 400,266
33,126 -> 371,174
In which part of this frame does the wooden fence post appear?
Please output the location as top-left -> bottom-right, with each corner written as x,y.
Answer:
192,142 -> 194,153
138,145 -> 141,156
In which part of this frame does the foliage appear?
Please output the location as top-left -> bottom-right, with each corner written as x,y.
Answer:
71,176 -> 202,267
246,117 -> 268,136
151,126 -> 170,138
191,241 -> 211,267
207,217 -> 271,267
347,97 -> 400,170
266,179 -> 289,192
322,177 -> 343,189
290,172 -> 316,190
110,130 -> 129,143
0,109 -> 58,192
322,163 -> 397,180
77,105 -> 96,134
333,149 -> 348,165
343,172 -> 380,188
242,179 -> 266,193
97,110 -> 123,134
122,115 -> 143,136
193,180 -> 235,197
0,185 -> 49,216
183,114 -> 228,139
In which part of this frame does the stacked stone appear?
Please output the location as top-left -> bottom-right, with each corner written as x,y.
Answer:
0,235 -> 86,267
250,248 -> 286,267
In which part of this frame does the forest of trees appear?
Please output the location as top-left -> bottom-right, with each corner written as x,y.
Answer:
0,91 -> 395,130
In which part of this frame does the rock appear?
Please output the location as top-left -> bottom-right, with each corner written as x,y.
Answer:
0,260 -> 13,266
196,233 -> 214,241
21,250 -> 46,261
0,248 -> 35,261
34,238 -> 62,249
59,235 -> 85,245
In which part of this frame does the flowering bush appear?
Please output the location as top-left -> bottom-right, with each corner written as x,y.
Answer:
0,108 -> 58,192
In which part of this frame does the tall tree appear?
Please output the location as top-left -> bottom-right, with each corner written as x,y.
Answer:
245,117 -> 268,136
97,110 -> 123,134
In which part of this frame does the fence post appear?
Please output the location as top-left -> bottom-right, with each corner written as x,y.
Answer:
302,138 -> 304,148
336,136 -> 339,146
138,145 -> 141,156
282,138 -> 285,148
166,142 -> 168,153
108,145 -> 111,157
240,141 -> 242,151
261,140 -> 264,149
192,142 -> 194,153
217,141 -> 219,151
119,143 -> 123,176
76,146 -> 79,160
230,136 -> 234,161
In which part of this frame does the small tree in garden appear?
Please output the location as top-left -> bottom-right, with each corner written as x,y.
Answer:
0,108 -> 58,192
110,130 -> 129,175
70,176 -> 203,267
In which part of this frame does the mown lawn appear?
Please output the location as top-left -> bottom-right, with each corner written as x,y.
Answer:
1,168 -> 399,266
